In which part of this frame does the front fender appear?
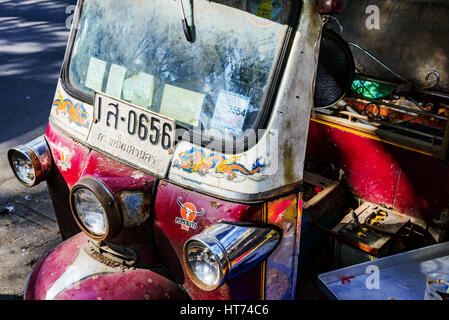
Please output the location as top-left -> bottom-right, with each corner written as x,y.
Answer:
24,233 -> 188,300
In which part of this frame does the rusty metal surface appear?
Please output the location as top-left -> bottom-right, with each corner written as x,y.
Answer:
265,193 -> 301,300
117,191 -> 151,228
303,170 -> 346,224
306,119 -> 449,223
332,202 -> 410,256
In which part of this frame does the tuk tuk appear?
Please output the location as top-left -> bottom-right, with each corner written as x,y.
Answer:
7,0 -> 449,300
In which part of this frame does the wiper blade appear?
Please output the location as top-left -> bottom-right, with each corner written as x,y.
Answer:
178,0 -> 194,42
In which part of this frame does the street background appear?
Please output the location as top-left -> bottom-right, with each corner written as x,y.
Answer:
0,0 -> 76,298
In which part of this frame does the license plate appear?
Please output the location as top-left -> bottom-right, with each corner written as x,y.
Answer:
87,93 -> 175,177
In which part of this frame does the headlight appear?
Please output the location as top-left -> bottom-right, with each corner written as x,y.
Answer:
183,222 -> 281,291
70,176 -> 122,241
73,188 -> 108,236
9,151 -> 35,185
185,241 -> 223,287
7,136 -> 52,187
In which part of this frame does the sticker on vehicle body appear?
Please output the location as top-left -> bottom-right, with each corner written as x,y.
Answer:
52,91 -> 90,128
175,197 -> 205,231
57,146 -> 75,171
49,83 -> 93,142
172,146 -> 266,182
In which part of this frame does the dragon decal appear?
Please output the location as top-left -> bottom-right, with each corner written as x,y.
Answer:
53,91 -> 89,128
172,147 -> 266,181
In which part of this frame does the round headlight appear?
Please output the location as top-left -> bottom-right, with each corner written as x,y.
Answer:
183,223 -> 282,292
9,150 -> 36,186
183,238 -> 228,291
72,188 -> 108,236
185,241 -> 221,286
70,176 -> 122,241
7,136 -> 51,187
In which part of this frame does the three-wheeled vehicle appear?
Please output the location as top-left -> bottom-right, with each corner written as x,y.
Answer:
7,0 -> 449,300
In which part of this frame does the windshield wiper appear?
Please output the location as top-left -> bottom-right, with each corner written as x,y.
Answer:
178,0 -> 194,42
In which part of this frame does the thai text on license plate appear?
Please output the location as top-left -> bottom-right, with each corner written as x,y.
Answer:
87,93 -> 175,177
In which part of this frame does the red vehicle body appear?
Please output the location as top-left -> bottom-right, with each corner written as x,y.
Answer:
7,0 -> 449,300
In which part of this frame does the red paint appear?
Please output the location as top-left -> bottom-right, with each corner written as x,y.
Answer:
45,123 -> 90,188
43,123 -> 264,300
341,276 -> 355,284
153,181 -> 263,300
268,199 -> 293,225
307,120 -> 449,222
81,150 -> 156,194
265,194 -> 300,300
56,269 -> 186,300
25,233 -> 186,300
390,148 -> 449,220
25,233 -> 87,300
45,123 -> 157,195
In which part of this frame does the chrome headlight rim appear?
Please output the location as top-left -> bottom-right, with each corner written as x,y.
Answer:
7,136 -> 52,187
183,221 -> 282,292
69,176 -> 122,241
183,235 -> 230,292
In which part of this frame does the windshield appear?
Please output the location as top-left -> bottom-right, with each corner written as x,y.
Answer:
69,0 -> 294,142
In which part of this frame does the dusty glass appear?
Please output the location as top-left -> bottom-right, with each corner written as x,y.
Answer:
68,0 -> 293,141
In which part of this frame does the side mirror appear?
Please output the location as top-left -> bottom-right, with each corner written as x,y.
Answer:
314,28 -> 355,109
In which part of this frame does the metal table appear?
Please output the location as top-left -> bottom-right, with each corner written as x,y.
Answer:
318,242 -> 449,300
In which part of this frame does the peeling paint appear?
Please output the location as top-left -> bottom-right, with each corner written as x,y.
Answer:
131,171 -> 146,180
117,191 -> 151,228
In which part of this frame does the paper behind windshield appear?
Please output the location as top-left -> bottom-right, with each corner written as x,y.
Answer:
69,0 -> 291,140
106,64 -> 127,98
122,72 -> 155,109
85,57 -> 106,92
209,90 -> 250,136
160,85 -> 204,126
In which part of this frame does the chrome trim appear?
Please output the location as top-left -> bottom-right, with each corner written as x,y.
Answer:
70,176 -> 122,241
7,135 -> 52,187
183,222 -> 282,291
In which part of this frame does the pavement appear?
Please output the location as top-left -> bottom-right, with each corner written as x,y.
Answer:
0,0 -> 76,298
